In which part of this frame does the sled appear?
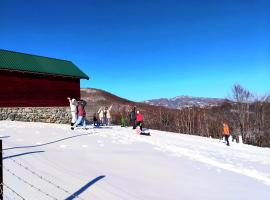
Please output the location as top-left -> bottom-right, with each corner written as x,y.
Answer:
140,131 -> 151,136
141,128 -> 150,136
136,127 -> 151,136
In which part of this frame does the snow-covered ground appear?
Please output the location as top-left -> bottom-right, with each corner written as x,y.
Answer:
1,121 -> 270,200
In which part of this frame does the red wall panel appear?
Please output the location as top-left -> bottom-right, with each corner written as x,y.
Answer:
0,71 -> 81,107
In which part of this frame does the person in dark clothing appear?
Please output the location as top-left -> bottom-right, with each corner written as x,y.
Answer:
93,113 -> 99,127
130,106 -> 137,129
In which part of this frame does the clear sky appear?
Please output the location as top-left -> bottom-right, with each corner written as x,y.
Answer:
1,0 -> 269,101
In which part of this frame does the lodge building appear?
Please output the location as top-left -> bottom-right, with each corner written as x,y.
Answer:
0,49 -> 89,123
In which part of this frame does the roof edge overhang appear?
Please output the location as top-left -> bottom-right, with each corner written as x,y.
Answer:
0,68 -> 90,80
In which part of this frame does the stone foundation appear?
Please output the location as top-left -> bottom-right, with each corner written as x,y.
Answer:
0,107 -> 71,124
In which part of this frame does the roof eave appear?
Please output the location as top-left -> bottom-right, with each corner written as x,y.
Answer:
0,68 -> 90,80
81,76 -> 90,80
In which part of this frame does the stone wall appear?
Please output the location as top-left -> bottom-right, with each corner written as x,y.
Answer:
0,107 -> 71,124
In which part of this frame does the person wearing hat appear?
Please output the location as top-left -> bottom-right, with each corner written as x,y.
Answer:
67,97 -> 77,126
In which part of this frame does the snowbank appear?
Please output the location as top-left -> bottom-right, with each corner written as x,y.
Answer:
1,121 -> 270,200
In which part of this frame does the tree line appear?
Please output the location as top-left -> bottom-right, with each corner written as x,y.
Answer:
111,84 -> 270,147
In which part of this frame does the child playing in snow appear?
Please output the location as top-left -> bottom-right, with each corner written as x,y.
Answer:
136,110 -> 143,134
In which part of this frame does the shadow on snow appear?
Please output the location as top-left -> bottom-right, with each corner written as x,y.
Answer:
65,175 -> 106,200
3,150 -> 45,159
0,136 -> 11,139
3,133 -> 92,151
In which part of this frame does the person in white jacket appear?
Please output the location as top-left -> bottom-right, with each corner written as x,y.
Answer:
97,106 -> 104,125
67,97 -> 78,126
106,105 -> 112,125
97,105 -> 112,126
103,107 -> 109,126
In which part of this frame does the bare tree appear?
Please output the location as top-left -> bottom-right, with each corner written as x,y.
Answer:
231,84 -> 253,142
250,94 -> 270,146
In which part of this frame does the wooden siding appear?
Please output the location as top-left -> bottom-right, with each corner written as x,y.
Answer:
0,70 -> 80,107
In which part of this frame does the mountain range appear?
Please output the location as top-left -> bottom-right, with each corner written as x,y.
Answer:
80,88 -> 226,119
143,96 -> 226,109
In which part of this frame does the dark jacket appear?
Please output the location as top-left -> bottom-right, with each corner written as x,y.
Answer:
130,108 -> 136,120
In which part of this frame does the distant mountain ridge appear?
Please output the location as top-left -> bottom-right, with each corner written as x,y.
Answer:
144,96 -> 226,109
81,88 -> 227,115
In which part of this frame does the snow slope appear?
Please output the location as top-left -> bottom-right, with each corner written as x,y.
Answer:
1,121 -> 270,200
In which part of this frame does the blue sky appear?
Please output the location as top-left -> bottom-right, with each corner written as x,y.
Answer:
1,0 -> 269,101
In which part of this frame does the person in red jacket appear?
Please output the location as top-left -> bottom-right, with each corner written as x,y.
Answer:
71,100 -> 87,130
136,110 -> 143,131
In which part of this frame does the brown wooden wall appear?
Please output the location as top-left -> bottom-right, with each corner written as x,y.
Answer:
0,70 -> 80,107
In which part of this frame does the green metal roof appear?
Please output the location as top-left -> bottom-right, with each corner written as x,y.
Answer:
0,49 -> 89,80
